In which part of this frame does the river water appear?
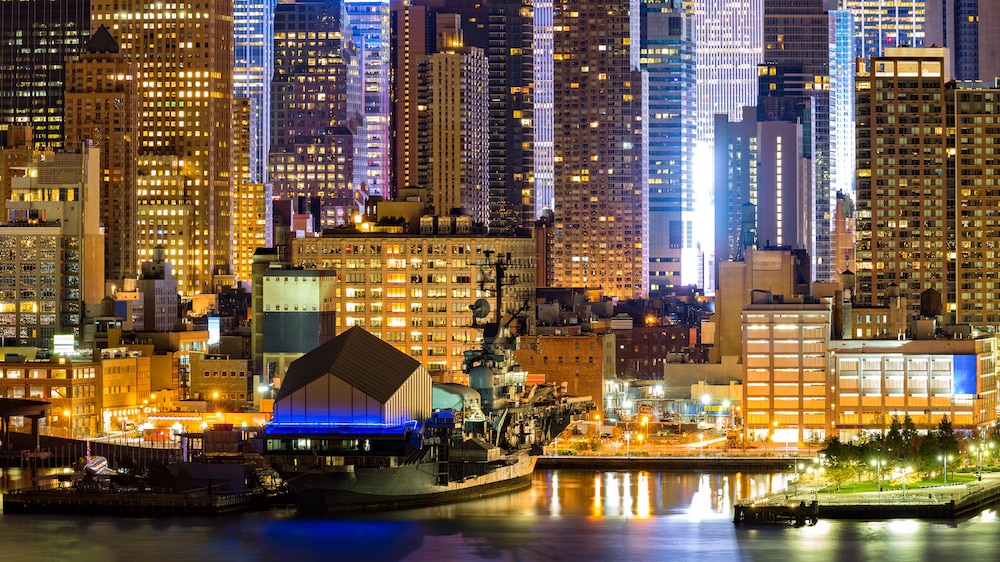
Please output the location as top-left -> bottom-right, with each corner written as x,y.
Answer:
2,467 -> 999,561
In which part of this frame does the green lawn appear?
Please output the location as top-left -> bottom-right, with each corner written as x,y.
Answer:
817,472 -> 978,494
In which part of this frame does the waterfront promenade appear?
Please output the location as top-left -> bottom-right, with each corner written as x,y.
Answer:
737,470 -> 1000,520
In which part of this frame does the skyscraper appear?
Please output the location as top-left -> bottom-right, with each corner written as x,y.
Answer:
416,16 -> 490,225
234,0 -> 275,185
844,0 -> 925,60
63,25 -> 139,282
0,0 -> 90,148
642,0 -> 697,291
694,0 -> 763,143
549,0 -> 648,299
763,0 -> 833,282
91,0 -> 236,296
855,47 -> 1000,328
346,0 -> 392,198
271,0 -> 365,230
488,0 -> 555,234
926,0 -> 1000,81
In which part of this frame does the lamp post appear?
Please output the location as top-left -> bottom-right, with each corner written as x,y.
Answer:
971,443 -> 994,481
626,432 -> 632,458
900,466 -> 911,497
698,433 -> 704,456
63,408 -> 72,439
870,458 -> 883,492
938,454 -> 953,485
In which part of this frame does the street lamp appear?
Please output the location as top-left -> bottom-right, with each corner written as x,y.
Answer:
870,458 -> 883,492
63,408 -> 72,439
900,466 -> 911,497
938,454 -> 953,485
971,443 -> 994,481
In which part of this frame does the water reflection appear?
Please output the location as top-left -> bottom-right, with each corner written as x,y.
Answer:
537,469 -> 785,520
3,469 -> 1000,560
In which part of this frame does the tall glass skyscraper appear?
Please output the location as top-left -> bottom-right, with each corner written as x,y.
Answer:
642,0 -> 697,291
487,0 -> 554,234
829,9 -> 855,200
234,0 -> 275,184
0,0 -> 91,148
843,0 -> 925,59
346,0 -> 391,198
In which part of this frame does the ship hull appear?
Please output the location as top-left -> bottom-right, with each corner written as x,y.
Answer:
283,452 -> 537,512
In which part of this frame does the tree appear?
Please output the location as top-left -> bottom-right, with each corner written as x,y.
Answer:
902,415 -> 918,456
886,415 -> 903,457
937,416 -> 959,457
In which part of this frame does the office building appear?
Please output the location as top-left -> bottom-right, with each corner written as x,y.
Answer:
271,0 -> 365,231
488,0 -> 555,234
926,0 -> 1000,81
642,0 -> 697,291
346,0 -> 392,199
91,0 -> 236,297
234,0 -> 275,185
843,0 -> 925,60
63,25 -> 139,283
549,0 -> 648,299
694,0 -> 763,143
1,145 -> 104,349
0,0 -> 90,148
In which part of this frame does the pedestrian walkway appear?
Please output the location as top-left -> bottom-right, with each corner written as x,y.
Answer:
737,471 -> 1000,520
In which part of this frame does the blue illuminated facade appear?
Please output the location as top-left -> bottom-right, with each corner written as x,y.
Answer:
642,0 -> 697,291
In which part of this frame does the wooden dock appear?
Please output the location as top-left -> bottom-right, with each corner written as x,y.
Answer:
733,500 -> 819,526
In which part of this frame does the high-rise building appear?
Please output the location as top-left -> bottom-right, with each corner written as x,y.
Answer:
549,1 -> 648,299
694,0 -> 763,143
416,17 -> 490,226
91,0 -> 236,297
855,47 -> 1000,328
232,98 -> 270,286
763,0 -> 833,282
0,0 -> 91,148
843,0 -> 925,60
829,9 -> 856,200
642,0 -> 697,292
63,25 -> 139,283
346,0 -> 391,199
926,0 -> 1000,81
271,0 -> 365,231
713,107 -> 759,280
234,0 -> 275,185
1,145 -> 104,348
487,0 -> 555,234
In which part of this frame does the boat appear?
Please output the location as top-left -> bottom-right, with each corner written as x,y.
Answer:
261,253 -> 591,511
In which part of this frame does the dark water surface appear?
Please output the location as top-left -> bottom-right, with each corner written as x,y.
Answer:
2,467 -> 999,561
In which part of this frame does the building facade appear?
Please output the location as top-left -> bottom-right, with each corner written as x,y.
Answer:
550,0 -> 648,299
271,0 -> 365,231
91,0 -> 236,297
289,229 -> 536,380
0,0 -> 90,148
642,0 -> 697,291
63,26 -> 140,283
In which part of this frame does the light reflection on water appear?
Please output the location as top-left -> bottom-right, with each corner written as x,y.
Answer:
2,468 -> 1000,561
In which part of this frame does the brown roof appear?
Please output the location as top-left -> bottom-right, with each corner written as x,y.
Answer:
276,326 -> 422,403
